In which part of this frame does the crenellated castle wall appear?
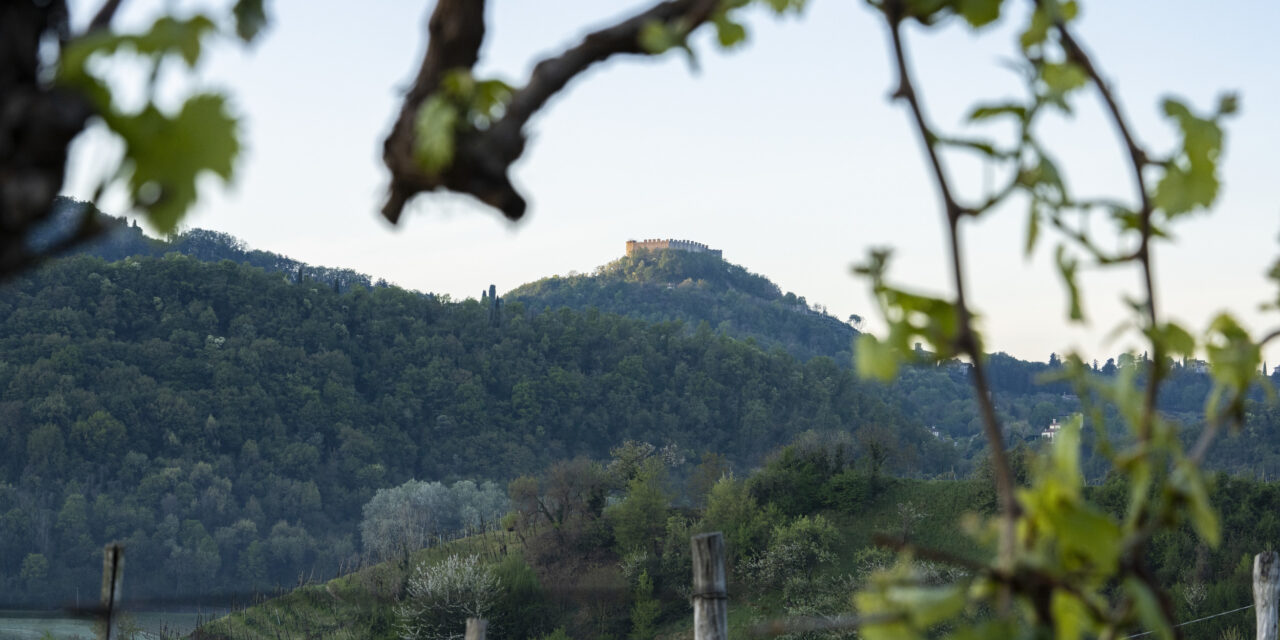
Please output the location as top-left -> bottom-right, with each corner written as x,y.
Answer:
625,238 -> 723,259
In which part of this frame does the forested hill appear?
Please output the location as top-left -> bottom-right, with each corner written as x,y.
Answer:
37,197 -> 377,291
0,253 -> 955,605
507,249 -> 859,364
9,207 -> 1276,610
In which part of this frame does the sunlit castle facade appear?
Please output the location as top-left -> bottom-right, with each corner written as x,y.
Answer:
625,238 -> 723,258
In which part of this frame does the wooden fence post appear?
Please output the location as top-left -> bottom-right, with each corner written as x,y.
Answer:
465,617 -> 487,640
1256,551 -> 1279,640
691,532 -> 728,640
98,543 -> 124,640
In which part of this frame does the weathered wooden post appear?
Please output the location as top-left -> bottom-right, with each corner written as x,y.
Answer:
465,617 -> 487,640
691,532 -> 728,640
1256,551 -> 1280,640
98,543 -> 124,640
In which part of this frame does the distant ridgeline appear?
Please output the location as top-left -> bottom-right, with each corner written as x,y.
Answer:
32,197 -> 380,292
509,239 -> 859,364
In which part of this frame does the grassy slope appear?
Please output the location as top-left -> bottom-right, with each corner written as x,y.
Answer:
683,478 -> 990,638
196,531 -> 516,640
196,479 -> 992,639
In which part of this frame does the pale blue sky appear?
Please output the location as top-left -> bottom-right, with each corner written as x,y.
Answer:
64,1 -> 1280,363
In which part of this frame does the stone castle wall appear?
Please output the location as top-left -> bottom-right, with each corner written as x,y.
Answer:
625,238 -> 722,259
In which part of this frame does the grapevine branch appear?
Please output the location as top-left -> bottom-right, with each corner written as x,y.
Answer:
1052,10 -> 1185,635
381,0 -> 720,224
881,0 -> 1019,567
89,0 -> 125,31
1051,14 -> 1164,442
875,536 -> 1114,625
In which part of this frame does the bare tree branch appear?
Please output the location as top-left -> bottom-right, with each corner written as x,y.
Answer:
1051,10 -> 1184,636
881,0 -> 1019,571
381,0 -> 488,223
1051,13 -> 1164,442
1263,328 -> 1280,348
381,0 -> 719,224
88,0 -> 125,32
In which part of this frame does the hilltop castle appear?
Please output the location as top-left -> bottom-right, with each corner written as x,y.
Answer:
625,238 -> 722,259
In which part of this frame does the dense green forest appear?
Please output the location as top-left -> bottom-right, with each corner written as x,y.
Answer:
508,249 -> 859,365
202,440 -> 1280,640
3,209 -> 1277,614
507,246 -> 1280,478
0,249 -> 950,606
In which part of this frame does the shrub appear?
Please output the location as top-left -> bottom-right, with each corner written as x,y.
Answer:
396,554 -> 500,640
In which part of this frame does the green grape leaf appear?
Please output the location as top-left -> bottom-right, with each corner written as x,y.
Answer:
853,563 -> 961,639
232,0 -> 269,43
639,21 -> 681,54
1153,98 -> 1228,217
1109,207 -> 1143,232
441,69 -> 477,99
57,14 -> 237,237
1206,313 -> 1260,390
1047,414 -> 1085,488
713,15 -> 748,48
1020,6 -> 1050,50
414,96 -> 460,176
1270,252 -> 1280,310
903,0 -> 949,24
1042,62 -> 1087,95
1125,455 -> 1153,530
434,70 -> 512,129
1170,461 -> 1220,547
133,16 -> 218,67
1021,0 -> 1077,50
948,620 -> 1019,640
1204,312 -> 1261,421
1153,161 -> 1217,217
1019,153 -> 1066,204
60,15 -> 217,78
475,80 -> 514,115
953,0 -> 1002,28
890,584 -> 966,627
1055,501 -> 1122,570
878,287 -> 963,359
1054,245 -> 1084,322
856,334 -> 900,382
762,0 -> 805,13
1021,417 -> 1123,572
1151,322 -> 1195,360
937,136 -> 1003,157
967,103 -> 1026,122
1163,99 -> 1223,167
1217,92 -> 1239,116
1124,578 -> 1174,640
110,93 -> 240,233
1025,200 -> 1041,257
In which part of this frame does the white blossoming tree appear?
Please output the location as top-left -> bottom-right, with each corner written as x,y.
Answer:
397,554 -> 501,640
